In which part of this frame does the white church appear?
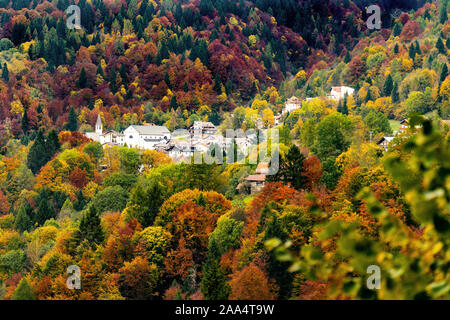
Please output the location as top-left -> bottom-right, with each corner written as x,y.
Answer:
123,125 -> 171,149
84,115 -> 168,149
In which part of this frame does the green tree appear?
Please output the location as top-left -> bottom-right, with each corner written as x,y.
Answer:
11,278 -> 36,300
35,196 -> 56,226
267,145 -> 306,190
200,238 -> 231,300
14,205 -> 32,232
126,182 -> 165,228
383,74 -> 393,96
391,82 -> 400,103
392,22 -> 402,37
441,63 -> 448,83
76,205 -> 104,247
77,67 -> 88,88
67,107 -> 78,132
440,1 -> 448,24
27,130 -> 47,174
2,62 -> 9,82
314,113 -> 353,159
436,37 -> 446,55
91,186 -> 129,214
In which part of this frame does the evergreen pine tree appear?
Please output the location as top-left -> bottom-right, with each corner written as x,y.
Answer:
213,73 -> 222,94
365,87 -> 372,102
440,1 -> 448,24
344,51 -> 351,63
342,95 -> 348,115
47,129 -> 61,155
391,82 -> 400,103
436,37 -> 446,54
170,95 -> 178,109
383,74 -> 394,96
392,22 -> 402,37
2,62 -> 9,82
409,44 -> 416,60
67,107 -> 78,132
21,107 -> 29,134
35,197 -> 56,226
441,63 -> 448,82
77,67 -> 88,88
14,205 -> 32,232
27,130 -> 47,174
11,278 -> 36,300
77,205 -> 104,246
394,43 -> 399,54
200,238 -> 230,300
74,190 -> 86,211
266,145 -> 306,190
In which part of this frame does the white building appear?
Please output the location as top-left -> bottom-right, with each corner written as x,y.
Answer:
85,114 -> 104,142
84,115 -> 124,146
327,86 -> 354,101
189,121 -> 217,142
282,96 -> 302,114
123,125 -> 171,150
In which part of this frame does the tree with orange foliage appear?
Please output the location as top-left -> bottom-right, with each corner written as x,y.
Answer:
118,256 -> 158,300
0,190 -> 10,215
302,155 -> 323,190
229,263 -> 276,300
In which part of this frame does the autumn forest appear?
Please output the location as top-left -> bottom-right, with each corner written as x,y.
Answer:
0,0 -> 449,302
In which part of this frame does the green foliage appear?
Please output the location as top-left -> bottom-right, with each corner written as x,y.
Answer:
103,173 -> 138,191
67,107 -> 78,132
0,250 -> 26,275
14,204 -> 32,232
314,113 -> 353,159
91,186 -> 129,214
209,216 -> 244,256
363,111 -> 393,136
35,196 -> 56,226
10,278 -> 36,300
75,205 -> 104,247
200,238 -> 231,300
125,182 -> 165,227
267,144 -> 306,190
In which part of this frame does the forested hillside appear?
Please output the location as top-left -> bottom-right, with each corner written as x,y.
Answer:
0,0 -> 449,300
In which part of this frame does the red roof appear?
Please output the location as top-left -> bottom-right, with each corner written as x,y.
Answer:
246,174 -> 266,182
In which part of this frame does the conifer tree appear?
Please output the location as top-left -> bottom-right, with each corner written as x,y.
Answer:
2,62 -> 9,82
27,130 -> 47,174
14,205 -> 32,232
67,107 -> 78,132
344,51 -> 351,63
383,74 -> 393,96
77,205 -> 104,246
441,63 -> 448,82
77,67 -> 88,88
35,196 -> 56,226
436,37 -> 446,54
440,1 -> 448,24
11,278 -> 36,300
391,82 -> 400,103
266,145 -> 306,190
392,22 -> 402,37
200,238 -> 230,300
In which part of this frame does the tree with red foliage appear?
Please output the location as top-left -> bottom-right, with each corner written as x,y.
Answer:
68,167 -> 89,189
400,20 -> 423,42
